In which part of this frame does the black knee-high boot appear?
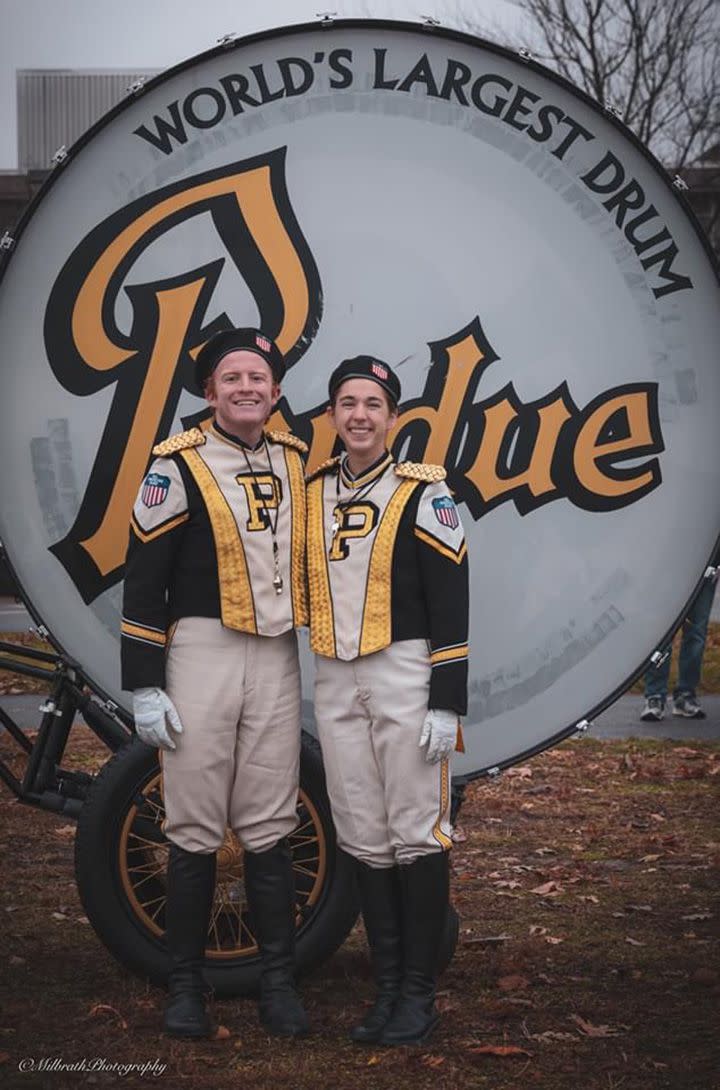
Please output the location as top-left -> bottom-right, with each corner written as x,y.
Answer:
379,851 -> 449,1046
243,839 -> 310,1037
164,843 -> 216,1037
350,860 -> 403,1043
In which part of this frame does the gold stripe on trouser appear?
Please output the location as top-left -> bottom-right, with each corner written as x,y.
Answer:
178,448 -> 257,632
314,639 -> 452,867
162,617 -> 301,854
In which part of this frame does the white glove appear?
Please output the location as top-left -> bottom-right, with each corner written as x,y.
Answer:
133,687 -> 184,751
419,709 -> 459,764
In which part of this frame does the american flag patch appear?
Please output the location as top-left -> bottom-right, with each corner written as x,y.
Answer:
141,472 -> 171,508
371,361 -> 388,380
256,335 -> 271,352
432,495 -> 459,529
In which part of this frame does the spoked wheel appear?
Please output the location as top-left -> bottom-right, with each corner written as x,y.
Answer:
74,734 -> 358,997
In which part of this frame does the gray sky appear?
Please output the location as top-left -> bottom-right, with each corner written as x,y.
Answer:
0,0 -> 525,169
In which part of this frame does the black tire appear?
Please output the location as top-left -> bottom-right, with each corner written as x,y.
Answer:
74,734 -> 359,998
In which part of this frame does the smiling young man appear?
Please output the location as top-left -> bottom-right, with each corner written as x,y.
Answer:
121,328 -> 310,1040
306,355 -> 470,1046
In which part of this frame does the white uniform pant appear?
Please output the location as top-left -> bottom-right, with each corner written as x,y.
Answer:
314,639 -> 452,868
162,617 -> 301,854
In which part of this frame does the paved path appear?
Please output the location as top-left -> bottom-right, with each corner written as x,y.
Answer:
3,599 -> 720,742
2,692 -> 719,742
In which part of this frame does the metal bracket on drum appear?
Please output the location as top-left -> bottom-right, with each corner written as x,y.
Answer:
50,145 -> 68,169
126,77 -> 146,97
650,648 -> 670,668
420,15 -> 441,27
316,12 -> 337,27
574,719 -> 592,735
217,33 -> 240,48
486,765 -> 502,779
517,47 -> 535,62
672,175 -> 689,191
602,102 -> 623,120
0,232 -> 15,253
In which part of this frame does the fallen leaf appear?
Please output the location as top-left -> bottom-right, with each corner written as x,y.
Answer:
506,765 -> 533,779
529,925 -> 549,936
367,1055 -> 381,1066
626,904 -> 653,913
468,1044 -> 532,1058
530,881 -> 563,897
529,1031 -> 577,1043
578,895 -> 599,904
625,937 -> 645,946
690,967 -> 718,987
673,747 -> 700,758
420,1054 -> 445,1067
53,824 -> 76,839
51,912 -> 68,921
681,912 -> 712,921
213,1025 -> 231,1040
639,854 -> 661,863
570,1014 -> 623,1037
498,974 -> 530,992
88,1003 -> 128,1030
544,936 -> 564,945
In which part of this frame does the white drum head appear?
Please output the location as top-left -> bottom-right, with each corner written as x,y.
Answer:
0,20 -> 718,776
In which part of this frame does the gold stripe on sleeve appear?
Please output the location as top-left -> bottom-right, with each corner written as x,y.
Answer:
432,759 -> 452,850
430,644 -> 469,665
283,447 -> 309,627
413,527 -> 467,565
131,511 -> 189,543
178,448 -> 257,634
121,621 -> 166,646
359,479 -> 420,656
307,477 -> 336,657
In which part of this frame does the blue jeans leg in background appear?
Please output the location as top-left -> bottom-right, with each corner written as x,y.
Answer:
674,576 -> 716,698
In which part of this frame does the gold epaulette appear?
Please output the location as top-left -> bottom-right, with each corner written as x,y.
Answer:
395,461 -> 446,482
152,428 -> 207,457
266,430 -> 309,454
305,456 -> 341,483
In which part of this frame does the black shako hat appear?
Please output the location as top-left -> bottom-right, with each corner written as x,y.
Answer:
328,356 -> 401,407
194,328 -> 285,392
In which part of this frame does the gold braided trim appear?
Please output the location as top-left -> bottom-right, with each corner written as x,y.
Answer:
432,759 -> 453,850
414,527 -> 468,565
395,461 -> 446,482
178,448 -> 257,634
307,477 -> 336,657
359,479 -> 420,656
283,446 -> 309,626
305,456 -> 341,484
266,429 -> 309,454
152,427 -> 206,457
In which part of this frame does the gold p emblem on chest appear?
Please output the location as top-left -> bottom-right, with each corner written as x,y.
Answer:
329,503 -> 379,561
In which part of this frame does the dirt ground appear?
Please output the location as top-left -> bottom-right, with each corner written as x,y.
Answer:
0,724 -> 718,1090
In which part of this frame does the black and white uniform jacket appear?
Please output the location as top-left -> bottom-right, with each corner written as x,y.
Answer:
306,451 -> 469,715
121,423 -> 308,691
